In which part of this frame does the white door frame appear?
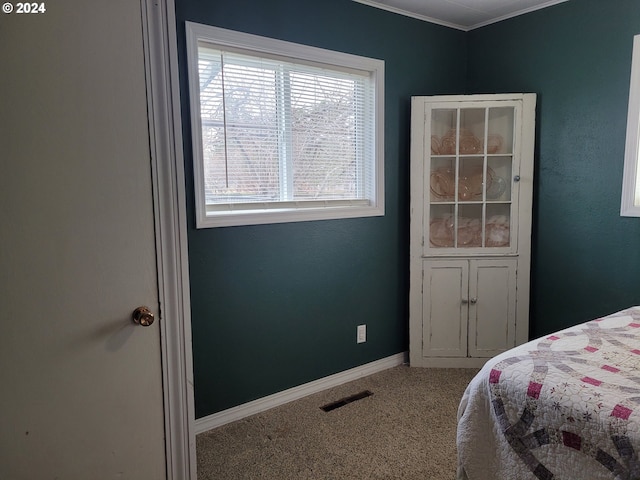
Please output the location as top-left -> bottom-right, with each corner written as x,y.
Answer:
141,0 -> 197,478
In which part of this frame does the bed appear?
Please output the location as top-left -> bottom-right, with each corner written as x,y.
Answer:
457,306 -> 640,480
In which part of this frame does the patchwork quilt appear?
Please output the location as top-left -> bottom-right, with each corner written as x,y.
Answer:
457,307 -> 640,480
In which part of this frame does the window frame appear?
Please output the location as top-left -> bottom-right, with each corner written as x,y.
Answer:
621,34 -> 640,217
185,22 -> 385,228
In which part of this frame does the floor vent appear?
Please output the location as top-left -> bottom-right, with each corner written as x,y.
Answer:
320,390 -> 373,412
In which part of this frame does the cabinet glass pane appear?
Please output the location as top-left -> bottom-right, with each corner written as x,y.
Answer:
459,109 -> 485,154
487,156 -> 512,202
458,204 -> 482,248
431,109 -> 457,155
429,204 -> 454,248
486,204 -> 511,247
430,157 -> 455,202
459,157 -> 485,201
488,107 -> 514,155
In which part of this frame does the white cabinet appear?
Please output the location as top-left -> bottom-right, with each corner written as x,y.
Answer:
409,94 -> 536,368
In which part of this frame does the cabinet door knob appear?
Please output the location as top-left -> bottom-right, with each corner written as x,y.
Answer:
461,299 -> 469,304
513,175 -> 521,182
470,298 -> 477,304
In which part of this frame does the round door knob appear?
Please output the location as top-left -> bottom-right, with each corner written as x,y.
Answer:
132,306 -> 155,326
470,298 -> 477,304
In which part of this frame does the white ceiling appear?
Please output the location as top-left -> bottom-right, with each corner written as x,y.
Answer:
353,0 -> 570,31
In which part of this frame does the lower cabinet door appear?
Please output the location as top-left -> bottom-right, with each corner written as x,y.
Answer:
422,258 -> 517,360
467,259 -> 517,357
422,259 -> 469,357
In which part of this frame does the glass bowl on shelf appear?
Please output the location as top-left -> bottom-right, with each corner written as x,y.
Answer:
429,215 -> 454,247
485,215 -> 510,247
486,134 -> 504,154
458,167 -> 484,201
430,167 -> 455,200
486,174 -> 506,200
437,128 -> 483,155
457,217 -> 482,247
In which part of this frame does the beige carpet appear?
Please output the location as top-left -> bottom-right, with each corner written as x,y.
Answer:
196,365 -> 479,480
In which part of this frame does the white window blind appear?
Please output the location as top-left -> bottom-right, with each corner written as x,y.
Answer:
186,23 -> 384,228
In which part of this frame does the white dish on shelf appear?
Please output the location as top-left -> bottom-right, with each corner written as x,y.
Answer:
486,175 -> 507,200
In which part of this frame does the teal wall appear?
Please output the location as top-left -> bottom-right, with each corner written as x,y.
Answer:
175,0 -> 466,417
467,0 -> 640,337
177,0 -> 640,419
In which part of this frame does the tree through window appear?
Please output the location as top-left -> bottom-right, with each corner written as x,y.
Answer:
186,23 -> 384,228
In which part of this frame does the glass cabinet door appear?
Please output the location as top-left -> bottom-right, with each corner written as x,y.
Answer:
427,105 -> 516,251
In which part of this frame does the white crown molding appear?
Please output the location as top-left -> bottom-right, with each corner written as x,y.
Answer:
352,0 -> 467,31
352,0 -> 570,32
469,0 -> 570,31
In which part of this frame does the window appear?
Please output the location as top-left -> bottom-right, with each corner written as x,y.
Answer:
621,34 -> 640,216
185,22 -> 385,228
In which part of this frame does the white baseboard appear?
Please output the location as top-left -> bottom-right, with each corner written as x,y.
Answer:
194,352 -> 407,434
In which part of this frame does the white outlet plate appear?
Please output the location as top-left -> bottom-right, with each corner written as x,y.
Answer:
357,324 -> 366,343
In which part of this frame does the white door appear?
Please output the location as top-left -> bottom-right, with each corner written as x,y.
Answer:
0,1 -> 166,478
